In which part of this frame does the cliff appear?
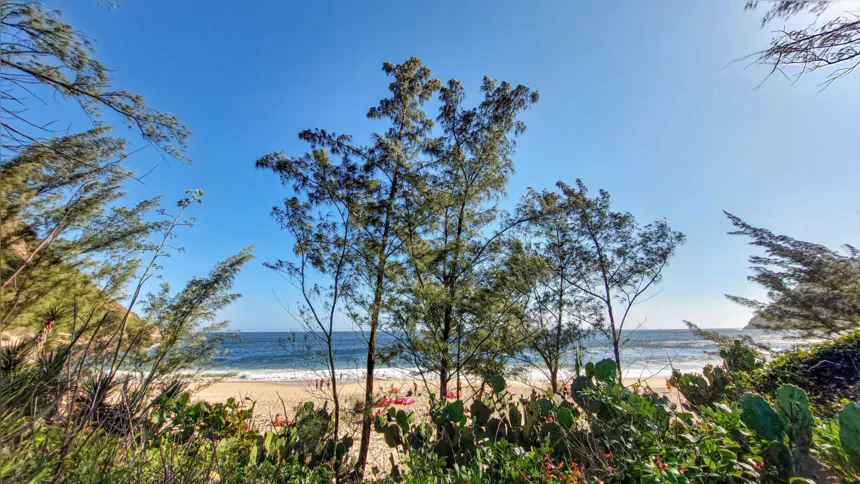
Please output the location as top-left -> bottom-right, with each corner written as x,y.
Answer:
744,314 -> 778,330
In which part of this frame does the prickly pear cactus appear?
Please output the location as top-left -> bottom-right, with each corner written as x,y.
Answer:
557,407 -> 574,429
489,374 -> 506,394
594,359 -> 617,382
719,339 -> 760,372
775,384 -> 813,449
383,424 -> 401,447
470,399 -> 491,426
740,393 -> 785,442
669,365 -> 734,409
838,402 -> 860,468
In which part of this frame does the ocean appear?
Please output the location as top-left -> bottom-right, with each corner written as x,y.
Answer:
205,329 -> 805,382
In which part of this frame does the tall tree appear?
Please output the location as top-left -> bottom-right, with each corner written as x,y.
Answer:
553,180 -> 684,383
744,1 -> 860,89
516,188 -> 595,393
396,76 -> 539,397
257,159 -> 362,438
257,57 -> 439,475
725,212 -> 860,337
1,2 -> 190,333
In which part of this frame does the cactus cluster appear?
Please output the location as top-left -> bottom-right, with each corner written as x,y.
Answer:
374,364 -> 596,466
740,384 -> 860,479
374,359 -> 684,471
669,364 -> 736,409
202,400 -> 354,477
720,339 -> 762,372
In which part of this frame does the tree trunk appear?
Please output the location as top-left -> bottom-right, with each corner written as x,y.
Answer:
439,306 -> 452,397
612,335 -> 622,385
328,336 -> 340,436
356,168 -> 397,479
357,326 -> 376,474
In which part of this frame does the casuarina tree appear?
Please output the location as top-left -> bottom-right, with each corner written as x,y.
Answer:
551,180 -> 684,383
516,187 -> 595,393
725,212 -> 860,338
256,57 -> 440,476
395,75 -> 539,397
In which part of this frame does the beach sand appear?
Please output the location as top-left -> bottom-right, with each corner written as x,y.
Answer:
195,375 -> 677,473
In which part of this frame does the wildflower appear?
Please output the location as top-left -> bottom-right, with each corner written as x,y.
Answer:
604,453 -> 612,459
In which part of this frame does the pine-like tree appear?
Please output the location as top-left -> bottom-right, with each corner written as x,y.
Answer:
726,212 -> 860,337
1,2 -> 191,336
743,1 -> 860,89
395,76 -> 539,397
551,180 -> 684,383
516,187 -> 595,393
257,58 -> 440,474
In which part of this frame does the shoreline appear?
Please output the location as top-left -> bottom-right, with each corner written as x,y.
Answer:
196,362 -> 699,383
194,375 -> 677,419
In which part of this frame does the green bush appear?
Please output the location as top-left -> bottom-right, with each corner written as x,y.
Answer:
376,360 -> 776,482
754,330 -> 860,415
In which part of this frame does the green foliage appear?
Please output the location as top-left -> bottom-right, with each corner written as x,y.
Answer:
528,180 -> 684,380
721,339 -> 765,373
725,212 -> 860,337
839,402 -> 860,469
775,385 -> 814,449
739,385 -> 860,482
515,187 -> 595,394
144,394 -> 347,482
741,393 -> 786,442
388,67 -> 541,398
378,367 -> 860,483
669,364 -> 737,410
0,131 -> 159,333
754,330 -> 860,416
256,57 -> 445,477
0,2 -> 189,160
594,358 -> 618,382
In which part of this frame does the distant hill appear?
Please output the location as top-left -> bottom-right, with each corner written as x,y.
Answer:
744,314 -> 778,330
1,217 -> 142,335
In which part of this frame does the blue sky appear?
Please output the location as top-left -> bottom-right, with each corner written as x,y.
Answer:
53,0 -> 859,331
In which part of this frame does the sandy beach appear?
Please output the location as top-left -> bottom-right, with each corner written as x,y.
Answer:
195,376 -> 676,472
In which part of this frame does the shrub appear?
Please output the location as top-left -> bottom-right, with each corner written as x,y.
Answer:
754,330 -> 860,415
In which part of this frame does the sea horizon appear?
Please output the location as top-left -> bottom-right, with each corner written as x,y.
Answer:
204,328 -> 803,382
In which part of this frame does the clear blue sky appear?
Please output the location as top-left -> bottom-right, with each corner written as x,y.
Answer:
55,0 -> 859,331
